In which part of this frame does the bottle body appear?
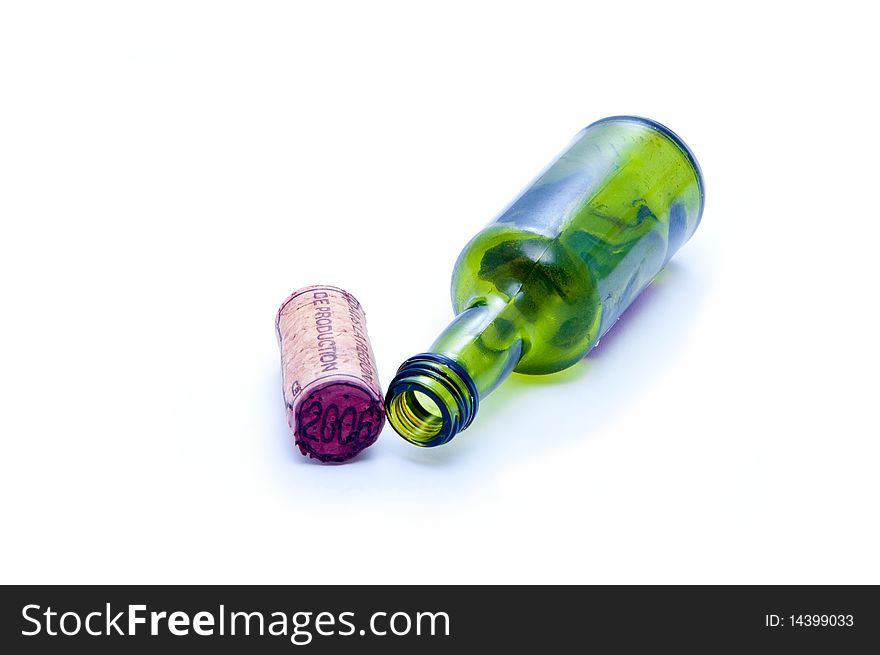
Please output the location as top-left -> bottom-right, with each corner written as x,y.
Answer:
387,117 -> 704,446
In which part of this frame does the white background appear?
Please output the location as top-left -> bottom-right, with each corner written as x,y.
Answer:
1,1 -> 878,584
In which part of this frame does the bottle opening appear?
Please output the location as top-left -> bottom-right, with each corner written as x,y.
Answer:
388,389 -> 445,445
385,353 -> 479,447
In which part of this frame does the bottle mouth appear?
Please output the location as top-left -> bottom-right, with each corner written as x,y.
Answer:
385,353 -> 479,447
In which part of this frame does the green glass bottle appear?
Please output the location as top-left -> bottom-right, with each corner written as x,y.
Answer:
386,116 -> 704,446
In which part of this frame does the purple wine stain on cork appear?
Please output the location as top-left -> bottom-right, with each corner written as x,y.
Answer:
276,285 -> 385,463
294,381 -> 384,462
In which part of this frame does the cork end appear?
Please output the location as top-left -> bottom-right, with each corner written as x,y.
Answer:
291,381 -> 385,463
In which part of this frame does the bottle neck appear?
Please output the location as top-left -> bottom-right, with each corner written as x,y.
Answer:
385,301 -> 523,446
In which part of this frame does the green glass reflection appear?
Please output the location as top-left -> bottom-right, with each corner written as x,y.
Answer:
387,117 -> 704,446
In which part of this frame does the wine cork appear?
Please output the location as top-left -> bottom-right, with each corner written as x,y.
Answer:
276,285 -> 385,462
